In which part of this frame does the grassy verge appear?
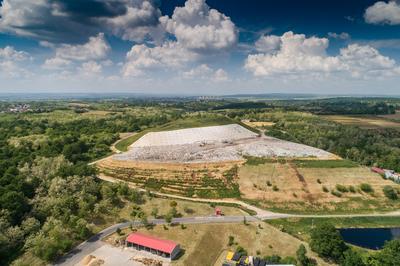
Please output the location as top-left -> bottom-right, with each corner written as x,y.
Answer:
292,159 -> 358,168
243,157 -> 358,168
266,216 -> 400,242
242,197 -> 400,215
114,115 -> 258,152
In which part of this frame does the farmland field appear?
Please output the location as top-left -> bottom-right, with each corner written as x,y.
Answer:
238,161 -> 400,213
323,115 -> 400,129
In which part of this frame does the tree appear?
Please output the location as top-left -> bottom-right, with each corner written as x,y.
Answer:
296,244 -> 316,266
130,205 -> 143,220
0,191 -> 29,225
383,185 -> 398,200
310,223 -> 348,262
228,235 -> 234,246
341,249 -> 365,266
165,213 -> 173,224
170,201 -> 177,208
151,207 -> 159,218
373,239 -> 400,266
168,206 -> 179,218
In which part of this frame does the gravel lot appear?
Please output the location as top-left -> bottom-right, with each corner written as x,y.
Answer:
114,124 -> 334,163
81,245 -> 170,266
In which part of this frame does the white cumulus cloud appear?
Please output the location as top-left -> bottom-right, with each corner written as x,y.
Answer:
183,64 -> 228,81
0,0 -> 163,43
122,41 -> 197,76
0,46 -> 30,61
328,32 -> 350,40
245,31 -> 400,78
79,61 -> 103,76
55,33 -> 110,61
160,0 -> 237,52
102,0 -> 163,42
365,1 -> 400,25
255,35 -> 281,53
42,57 -> 71,70
0,46 -> 31,77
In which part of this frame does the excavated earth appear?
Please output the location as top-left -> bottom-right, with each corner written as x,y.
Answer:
112,124 -> 336,164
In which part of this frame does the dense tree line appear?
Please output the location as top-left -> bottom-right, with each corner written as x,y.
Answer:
268,114 -> 400,172
0,109 -> 177,265
208,98 -> 396,115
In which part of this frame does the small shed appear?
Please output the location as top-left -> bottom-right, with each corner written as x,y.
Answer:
126,232 -> 180,260
215,207 -> 222,216
371,167 -> 385,175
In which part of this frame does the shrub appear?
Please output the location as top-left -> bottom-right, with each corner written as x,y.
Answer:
236,245 -> 248,256
297,244 -> 316,266
383,185 -> 398,200
228,235 -> 235,246
360,183 -> 374,193
272,185 -> 279,191
183,206 -> 195,214
331,190 -> 342,197
348,186 -> 356,193
267,181 -> 272,186
336,184 -> 348,193
322,186 -> 329,193
317,179 -> 322,184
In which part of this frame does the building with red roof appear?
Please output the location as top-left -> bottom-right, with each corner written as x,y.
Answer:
126,232 -> 181,260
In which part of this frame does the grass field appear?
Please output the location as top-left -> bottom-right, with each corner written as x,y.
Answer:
117,196 -> 246,220
105,223 -> 331,266
114,115 -> 238,152
266,216 -> 400,242
323,115 -> 400,129
238,162 -> 400,213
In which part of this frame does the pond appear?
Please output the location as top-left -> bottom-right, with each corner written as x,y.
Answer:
339,227 -> 400,250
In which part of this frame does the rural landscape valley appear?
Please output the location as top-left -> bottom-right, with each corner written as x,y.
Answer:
1,96 -> 400,266
2,0 -> 400,265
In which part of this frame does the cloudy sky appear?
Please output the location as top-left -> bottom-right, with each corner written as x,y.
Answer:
1,0 -> 400,95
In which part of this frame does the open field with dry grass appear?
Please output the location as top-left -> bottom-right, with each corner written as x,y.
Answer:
323,115 -> 400,129
242,121 -> 275,128
238,162 -> 400,213
105,223 -> 332,266
117,196 -> 246,220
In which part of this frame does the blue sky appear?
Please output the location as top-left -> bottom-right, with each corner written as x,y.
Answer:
1,0 -> 400,95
